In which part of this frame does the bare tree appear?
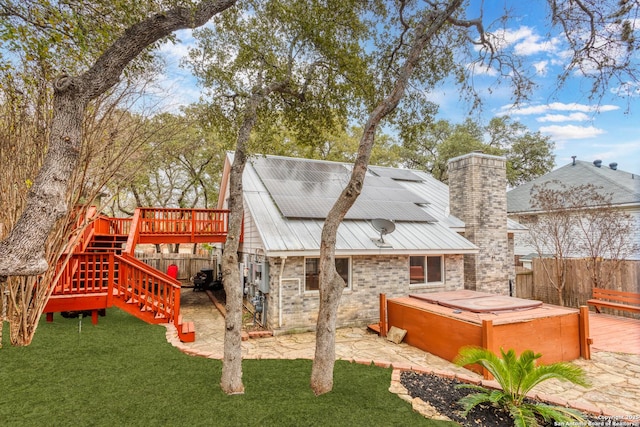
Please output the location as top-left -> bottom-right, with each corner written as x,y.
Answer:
524,181 -> 582,306
0,76 -> 176,345
524,180 -> 638,304
573,191 -> 639,290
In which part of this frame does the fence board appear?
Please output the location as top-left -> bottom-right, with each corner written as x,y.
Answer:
515,258 -> 639,318
136,253 -> 216,284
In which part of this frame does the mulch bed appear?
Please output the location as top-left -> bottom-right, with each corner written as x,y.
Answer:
401,371 -> 602,426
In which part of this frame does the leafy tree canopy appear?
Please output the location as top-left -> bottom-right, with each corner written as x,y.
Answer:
400,116 -> 554,186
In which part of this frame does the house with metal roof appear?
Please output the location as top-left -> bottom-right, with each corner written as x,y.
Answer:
507,158 -> 640,261
218,151 -> 521,334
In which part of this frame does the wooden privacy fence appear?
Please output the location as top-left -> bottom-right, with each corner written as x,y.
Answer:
136,253 -> 216,284
516,258 -> 640,318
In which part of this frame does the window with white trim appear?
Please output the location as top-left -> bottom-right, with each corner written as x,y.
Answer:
409,255 -> 443,284
305,257 -> 350,291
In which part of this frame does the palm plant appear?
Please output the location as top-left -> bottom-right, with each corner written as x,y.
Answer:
454,347 -> 591,427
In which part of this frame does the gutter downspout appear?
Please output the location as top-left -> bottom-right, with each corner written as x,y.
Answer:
278,256 -> 287,328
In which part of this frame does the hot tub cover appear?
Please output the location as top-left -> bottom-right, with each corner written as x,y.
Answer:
409,290 -> 543,313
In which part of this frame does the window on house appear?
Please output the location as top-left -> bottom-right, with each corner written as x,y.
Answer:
409,255 -> 443,284
305,257 -> 350,291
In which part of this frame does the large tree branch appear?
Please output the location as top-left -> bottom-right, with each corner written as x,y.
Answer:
82,1 -> 238,100
0,0 -> 237,277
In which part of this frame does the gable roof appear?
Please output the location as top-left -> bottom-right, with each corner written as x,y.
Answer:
507,160 -> 640,213
221,153 -> 525,256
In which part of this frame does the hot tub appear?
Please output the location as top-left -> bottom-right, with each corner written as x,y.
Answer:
383,290 -> 589,375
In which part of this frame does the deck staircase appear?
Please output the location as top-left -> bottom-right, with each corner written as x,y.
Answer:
44,207 -> 232,343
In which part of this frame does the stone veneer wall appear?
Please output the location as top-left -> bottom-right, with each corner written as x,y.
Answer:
264,254 -> 464,334
448,152 -> 513,295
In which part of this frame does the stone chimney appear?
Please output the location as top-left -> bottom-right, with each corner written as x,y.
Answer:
448,152 -> 511,295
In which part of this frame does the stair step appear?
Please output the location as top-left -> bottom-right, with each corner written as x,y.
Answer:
180,321 -> 195,342
182,322 -> 195,334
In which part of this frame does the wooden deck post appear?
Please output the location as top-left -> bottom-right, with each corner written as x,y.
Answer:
379,293 -> 387,337
481,319 -> 494,379
579,305 -> 591,360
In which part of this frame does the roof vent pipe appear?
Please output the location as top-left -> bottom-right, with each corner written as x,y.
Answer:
609,162 -> 618,170
593,159 -> 602,168
571,156 -> 577,165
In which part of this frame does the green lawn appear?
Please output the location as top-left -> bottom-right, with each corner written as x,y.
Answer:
0,309 -> 454,426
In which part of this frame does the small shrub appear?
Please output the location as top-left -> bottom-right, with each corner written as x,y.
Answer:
454,347 -> 590,427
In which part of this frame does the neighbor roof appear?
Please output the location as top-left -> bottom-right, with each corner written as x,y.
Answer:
507,159 -> 640,213
224,153 -> 524,256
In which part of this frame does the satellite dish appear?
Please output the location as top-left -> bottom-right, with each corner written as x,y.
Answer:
371,218 -> 395,244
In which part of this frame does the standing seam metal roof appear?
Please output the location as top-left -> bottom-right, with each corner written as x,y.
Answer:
239,154 -> 479,256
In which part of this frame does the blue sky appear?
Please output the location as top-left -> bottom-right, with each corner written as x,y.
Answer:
153,3 -> 640,174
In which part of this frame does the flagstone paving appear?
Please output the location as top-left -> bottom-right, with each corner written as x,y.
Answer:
169,289 -> 640,420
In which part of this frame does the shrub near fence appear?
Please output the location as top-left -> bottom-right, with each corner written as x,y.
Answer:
515,258 -> 640,318
136,253 -> 216,285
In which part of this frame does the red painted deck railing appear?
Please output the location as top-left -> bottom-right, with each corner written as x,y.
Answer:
50,252 -> 181,325
48,206 -> 235,340
52,253 -> 113,295
114,253 -> 181,324
125,208 -> 231,254
93,216 -> 132,236
139,207 -> 228,238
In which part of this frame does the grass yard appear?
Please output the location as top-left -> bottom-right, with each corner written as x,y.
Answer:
0,308 -> 454,426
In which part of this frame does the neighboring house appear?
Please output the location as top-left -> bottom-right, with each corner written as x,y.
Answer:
218,151 -> 523,334
507,158 -> 640,263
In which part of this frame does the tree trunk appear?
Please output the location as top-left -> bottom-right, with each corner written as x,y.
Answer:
219,90 -> 260,395
310,0 -> 463,395
219,79 -> 290,394
0,0 -> 237,277
0,279 -> 6,348
220,147 -> 247,395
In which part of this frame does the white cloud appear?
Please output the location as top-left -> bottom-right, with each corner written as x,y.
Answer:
533,60 -> 548,76
611,81 -> 640,97
538,124 -> 605,140
467,61 -> 498,77
514,35 -> 561,56
487,26 -> 560,56
158,29 -> 196,62
537,112 -> 590,122
499,102 -> 620,116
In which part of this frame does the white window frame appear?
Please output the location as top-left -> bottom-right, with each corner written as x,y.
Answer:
409,255 -> 444,286
304,256 -> 351,292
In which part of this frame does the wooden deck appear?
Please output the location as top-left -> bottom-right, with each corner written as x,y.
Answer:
372,304 -> 640,356
589,313 -> 640,355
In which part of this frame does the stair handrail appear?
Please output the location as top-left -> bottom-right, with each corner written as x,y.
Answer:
124,208 -> 142,256
114,253 -> 182,324
60,206 -> 99,255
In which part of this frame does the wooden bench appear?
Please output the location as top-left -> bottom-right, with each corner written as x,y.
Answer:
587,288 -> 640,314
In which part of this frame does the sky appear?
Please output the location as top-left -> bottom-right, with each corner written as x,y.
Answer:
151,2 -> 640,174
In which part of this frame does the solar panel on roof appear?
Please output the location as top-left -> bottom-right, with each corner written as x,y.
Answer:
369,166 -> 423,182
252,156 -> 437,222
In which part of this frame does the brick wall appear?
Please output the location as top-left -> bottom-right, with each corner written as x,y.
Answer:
448,152 -> 513,295
264,254 -> 464,334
